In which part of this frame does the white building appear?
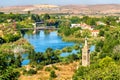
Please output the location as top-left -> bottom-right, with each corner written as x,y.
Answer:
71,23 -> 93,30
96,21 -> 106,26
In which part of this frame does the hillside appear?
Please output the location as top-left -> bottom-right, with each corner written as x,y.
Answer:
61,4 -> 120,15
19,61 -> 79,80
0,4 -> 120,15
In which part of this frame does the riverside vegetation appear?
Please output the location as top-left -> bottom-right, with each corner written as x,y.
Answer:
0,12 -> 120,79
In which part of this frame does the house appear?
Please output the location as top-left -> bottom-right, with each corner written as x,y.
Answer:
71,23 -> 93,30
96,21 -> 106,26
80,23 -> 93,30
71,23 -> 99,37
91,30 -> 99,37
71,24 -> 81,28
116,20 -> 120,23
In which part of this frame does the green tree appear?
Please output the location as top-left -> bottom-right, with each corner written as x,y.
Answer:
0,37 -> 5,44
27,69 -> 37,75
74,30 -> 81,38
0,53 -> 20,80
28,11 -> 31,15
73,56 -> 120,80
70,16 -> 81,23
82,29 -> 91,38
99,29 -> 105,36
42,13 -> 50,20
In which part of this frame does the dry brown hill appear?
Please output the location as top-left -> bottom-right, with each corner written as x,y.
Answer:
61,4 -> 120,15
0,4 -> 120,15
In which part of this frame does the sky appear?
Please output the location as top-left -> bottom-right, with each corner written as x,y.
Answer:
0,0 -> 120,7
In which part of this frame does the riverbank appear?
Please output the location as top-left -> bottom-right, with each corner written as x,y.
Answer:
60,34 -> 99,45
0,38 -> 34,54
62,36 -> 84,43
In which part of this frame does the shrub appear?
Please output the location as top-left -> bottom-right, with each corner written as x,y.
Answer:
36,65 -> 44,70
73,44 -> 80,50
22,69 -> 27,75
45,67 -> 52,72
52,65 -> 59,70
0,37 -> 5,44
50,70 -> 57,78
27,69 -> 37,75
67,47 -> 72,52
31,65 -> 35,68
62,47 -> 67,52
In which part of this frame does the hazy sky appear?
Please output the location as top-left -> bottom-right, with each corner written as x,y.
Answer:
0,0 -> 120,7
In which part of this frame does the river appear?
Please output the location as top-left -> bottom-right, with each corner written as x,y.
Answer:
23,30 -> 75,52
21,30 -> 95,66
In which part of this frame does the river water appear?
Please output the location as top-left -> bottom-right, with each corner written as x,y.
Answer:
24,30 -> 75,52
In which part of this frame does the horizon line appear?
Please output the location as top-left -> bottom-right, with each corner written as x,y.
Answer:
1,3 -> 120,7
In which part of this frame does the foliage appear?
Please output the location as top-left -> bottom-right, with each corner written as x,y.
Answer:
36,65 -> 44,70
99,29 -> 105,36
29,48 -> 60,66
73,44 -> 80,50
62,47 -> 68,52
112,45 -> 120,61
0,24 -> 21,43
45,67 -> 53,72
82,29 -> 91,38
3,32 -> 21,43
27,69 -> 37,75
0,14 -> 29,23
41,13 -> 50,20
73,56 -> 120,80
0,38 -> 34,54
54,49 -> 62,55
95,27 -> 120,60
0,53 -> 21,80
52,65 -> 59,70
0,37 -> 5,44
74,30 -> 81,38
95,40 -> 104,52
45,19 -> 59,27
50,70 -> 57,78
70,16 -> 81,23
67,54 -> 79,61
31,14 -> 41,22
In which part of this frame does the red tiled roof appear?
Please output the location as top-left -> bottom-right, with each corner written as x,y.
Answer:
91,30 -> 99,32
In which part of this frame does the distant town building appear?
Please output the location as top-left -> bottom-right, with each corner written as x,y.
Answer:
71,23 -> 93,30
116,20 -> 120,23
7,19 -> 12,23
71,24 -> 81,28
82,37 -> 90,66
71,23 -> 99,37
96,21 -> 106,26
91,30 -> 99,37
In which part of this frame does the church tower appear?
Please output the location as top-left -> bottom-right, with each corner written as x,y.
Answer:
82,37 -> 90,66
